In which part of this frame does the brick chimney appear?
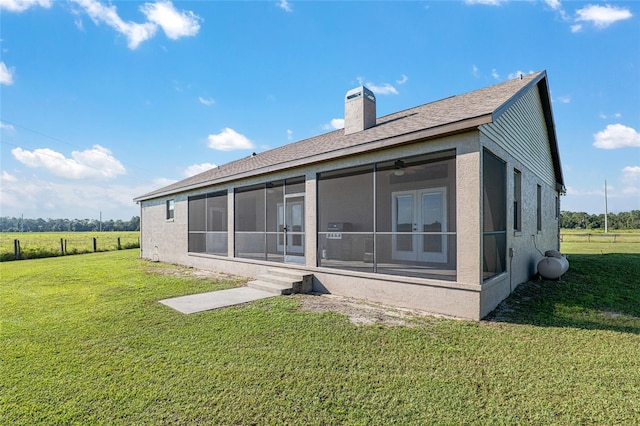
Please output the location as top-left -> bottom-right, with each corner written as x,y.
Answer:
344,86 -> 376,135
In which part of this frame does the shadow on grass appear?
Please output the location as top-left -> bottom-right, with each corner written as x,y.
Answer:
485,254 -> 640,334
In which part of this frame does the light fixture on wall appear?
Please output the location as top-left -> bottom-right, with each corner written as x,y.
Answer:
393,160 -> 406,176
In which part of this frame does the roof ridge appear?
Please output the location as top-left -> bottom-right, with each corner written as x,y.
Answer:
135,71 -> 546,201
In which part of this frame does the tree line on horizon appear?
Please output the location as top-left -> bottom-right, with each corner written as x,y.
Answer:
0,216 -> 140,233
560,210 -> 640,230
1,211 -> 639,232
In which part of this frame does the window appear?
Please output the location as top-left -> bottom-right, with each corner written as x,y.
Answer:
166,199 -> 174,220
513,169 -> 522,232
317,151 -> 456,280
188,191 -> 227,256
536,184 -> 542,232
483,150 -> 506,280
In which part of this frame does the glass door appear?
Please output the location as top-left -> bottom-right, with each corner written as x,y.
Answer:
392,192 -> 416,261
392,188 -> 447,263
283,194 -> 305,264
419,189 -> 447,263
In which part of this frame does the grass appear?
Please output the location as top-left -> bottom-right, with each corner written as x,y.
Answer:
1,250 -> 639,424
0,231 -> 140,261
561,229 -> 640,255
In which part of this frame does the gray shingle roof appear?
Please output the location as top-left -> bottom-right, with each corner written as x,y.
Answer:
135,71 -> 554,201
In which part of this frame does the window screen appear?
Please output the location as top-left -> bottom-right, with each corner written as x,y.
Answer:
483,150 -> 507,280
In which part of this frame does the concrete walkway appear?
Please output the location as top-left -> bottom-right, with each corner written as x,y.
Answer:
159,287 -> 277,314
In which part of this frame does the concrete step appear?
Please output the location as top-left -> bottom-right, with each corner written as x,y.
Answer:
267,268 -> 313,293
267,268 -> 306,282
247,269 -> 313,296
247,279 -> 293,295
256,273 -> 298,287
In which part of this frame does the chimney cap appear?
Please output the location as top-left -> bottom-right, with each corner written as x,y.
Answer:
345,86 -> 376,103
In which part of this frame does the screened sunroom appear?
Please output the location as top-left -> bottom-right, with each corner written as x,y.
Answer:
185,150 -> 458,281
317,150 -> 457,280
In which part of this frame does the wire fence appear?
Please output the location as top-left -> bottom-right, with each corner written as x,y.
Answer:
1,232 -> 140,261
560,233 -> 640,244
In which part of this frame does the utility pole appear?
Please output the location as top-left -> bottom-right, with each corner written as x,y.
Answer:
604,180 -> 608,234
99,211 -> 102,232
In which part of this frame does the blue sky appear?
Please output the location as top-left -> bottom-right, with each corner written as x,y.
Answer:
1,0 -> 638,220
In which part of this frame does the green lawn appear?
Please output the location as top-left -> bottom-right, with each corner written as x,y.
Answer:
1,250 -> 639,424
561,229 -> 640,255
1,231 -> 140,261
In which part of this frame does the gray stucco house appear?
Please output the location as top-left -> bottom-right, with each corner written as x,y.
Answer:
134,70 -> 565,320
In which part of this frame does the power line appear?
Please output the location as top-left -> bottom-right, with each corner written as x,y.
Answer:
1,119 -> 87,151
0,119 -> 154,176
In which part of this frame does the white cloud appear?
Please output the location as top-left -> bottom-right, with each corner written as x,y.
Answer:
556,95 -> 571,104
593,124 -> 640,150
491,69 -> 500,80
508,70 -> 535,79
11,144 -> 126,179
465,0 -> 502,5
331,118 -> 344,129
564,185 -> 603,197
207,128 -> 255,151
369,82 -> 398,95
71,0 -> 201,49
622,166 -> 640,182
323,118 -> 344,130
198,96 -> 215,106
621,166 -> 640,197
0,0 -> 51,12
140,1 -> 201,40
571,24 -> 582,33
287,129 -> 293,140
472,65 -> 479,78
1,170 -> 17,183
0,172 -> 183,219
0,121 -> 15,131
575,4 -> 632,29
72,0 -> 157,49
184,162 -> 217,177
278,0 -> 292,12
74,17 -> 84,31
599,112 -> 622,120
0,61 -> 14,85
545,0 -> 561,10
356,77 -> 399,95
396,74 -> 408,85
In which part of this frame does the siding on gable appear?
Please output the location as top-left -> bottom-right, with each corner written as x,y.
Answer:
479,86 -> 556,187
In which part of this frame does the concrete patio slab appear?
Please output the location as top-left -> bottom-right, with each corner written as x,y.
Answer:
159,287 -> 277,314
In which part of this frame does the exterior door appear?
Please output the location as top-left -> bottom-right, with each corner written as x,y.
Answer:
392,188 -> 447,263
278,194 -> 305,264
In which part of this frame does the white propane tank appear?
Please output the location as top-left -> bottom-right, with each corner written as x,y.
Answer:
537,257 -> 564,279
545,250 -> 562,258
537,252 -> 569,279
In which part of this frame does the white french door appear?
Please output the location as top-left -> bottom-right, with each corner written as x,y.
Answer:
392,188 -> 447,263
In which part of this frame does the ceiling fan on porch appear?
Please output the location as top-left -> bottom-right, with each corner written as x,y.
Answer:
393,160 -> 420,176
